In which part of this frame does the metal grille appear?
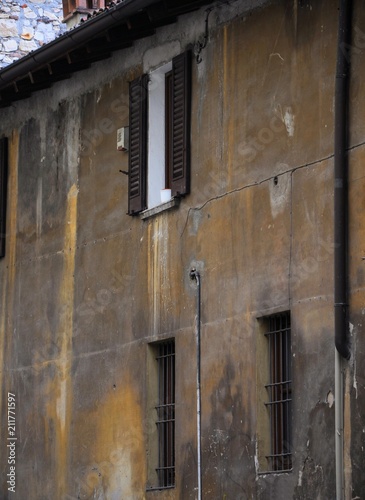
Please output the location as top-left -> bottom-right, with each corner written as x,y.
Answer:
155,340 -> 175,488
265,312 -> 292,472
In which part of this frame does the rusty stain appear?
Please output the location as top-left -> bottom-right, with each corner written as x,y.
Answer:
72,380 -> 145,498
44,183 -> 78,497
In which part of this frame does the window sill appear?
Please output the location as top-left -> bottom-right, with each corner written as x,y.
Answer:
140,197 -> 180,220
258,468 -> 293,476
146,485 -> 175,492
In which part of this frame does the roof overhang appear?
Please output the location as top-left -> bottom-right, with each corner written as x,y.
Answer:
0,0 -> 214,108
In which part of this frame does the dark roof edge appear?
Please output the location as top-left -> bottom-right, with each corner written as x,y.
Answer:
0,0 -> 159,88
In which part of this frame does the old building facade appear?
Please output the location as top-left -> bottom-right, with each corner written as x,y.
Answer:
0,0 -> 364,498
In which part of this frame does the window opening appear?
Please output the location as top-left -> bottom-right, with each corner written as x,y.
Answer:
128,51 -> 191,215
147,61 -> 172,209
264,312 -> 292,472
155,340 -> 175,488
165,70 -> 173,190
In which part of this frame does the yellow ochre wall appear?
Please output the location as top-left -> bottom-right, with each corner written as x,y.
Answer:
0,1 -> 365,498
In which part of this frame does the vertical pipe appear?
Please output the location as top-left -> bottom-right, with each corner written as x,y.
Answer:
335,350 -> 345,500
334,1 -> 352,498
334,0 -> 351,360
190,269 -> 202,500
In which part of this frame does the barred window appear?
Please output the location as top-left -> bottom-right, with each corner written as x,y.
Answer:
155,340 -> 175,488
264,312 -> 292,472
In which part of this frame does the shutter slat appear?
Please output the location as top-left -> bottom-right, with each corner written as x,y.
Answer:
128,75 -> 148,215
169,51 -> 191,197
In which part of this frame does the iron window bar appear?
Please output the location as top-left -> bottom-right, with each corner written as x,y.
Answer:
265,397 -> 292,405
264,312 -> 292,473
155,340 -> 175,489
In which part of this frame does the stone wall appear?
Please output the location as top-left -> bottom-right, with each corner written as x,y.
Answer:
0,0 -> 66,69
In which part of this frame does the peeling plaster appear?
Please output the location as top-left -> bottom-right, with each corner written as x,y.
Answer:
254,439 -> 259,475
283,107 -> 295,137
269,168 -> 290,218
143,40 -> 181,72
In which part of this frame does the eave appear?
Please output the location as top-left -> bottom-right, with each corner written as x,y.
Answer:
0,0 -> 214,108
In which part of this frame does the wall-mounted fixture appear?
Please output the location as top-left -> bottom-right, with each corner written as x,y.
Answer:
194,7 -> 213,64
117,127 -> 129,151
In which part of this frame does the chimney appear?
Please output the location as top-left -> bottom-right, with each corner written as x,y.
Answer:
62,0 -> 106,28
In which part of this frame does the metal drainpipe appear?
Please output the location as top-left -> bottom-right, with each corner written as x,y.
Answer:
190,268 -> 202,500
334,0 -> 352,498
334,0 -> 351,361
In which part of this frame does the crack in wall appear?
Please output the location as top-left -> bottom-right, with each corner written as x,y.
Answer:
181,150 -> 336,237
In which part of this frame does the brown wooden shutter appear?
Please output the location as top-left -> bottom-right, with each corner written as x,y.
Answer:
128,74 -> 148,215
169,51 -> 191,197
0,137 -> 8,258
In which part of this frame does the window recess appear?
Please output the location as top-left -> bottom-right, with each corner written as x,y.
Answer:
155,340 -> 175,488
128,51 -> 191,215
147,339 -> 176,491
264,312 -> 292,473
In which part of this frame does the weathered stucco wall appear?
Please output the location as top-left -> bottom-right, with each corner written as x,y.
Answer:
0,0 -> 365,498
